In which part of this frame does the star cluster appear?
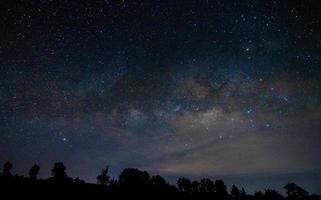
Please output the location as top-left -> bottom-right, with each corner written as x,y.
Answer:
0,0 -> 321,193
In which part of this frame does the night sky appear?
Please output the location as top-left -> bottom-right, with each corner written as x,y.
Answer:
1,0 -> 321,193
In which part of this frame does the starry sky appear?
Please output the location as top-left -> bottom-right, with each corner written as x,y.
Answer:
0,0 -> 321,193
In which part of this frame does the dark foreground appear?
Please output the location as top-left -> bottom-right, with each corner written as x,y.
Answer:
0,161 -> 320,199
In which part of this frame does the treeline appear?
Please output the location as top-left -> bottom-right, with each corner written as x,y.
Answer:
0,161 -> 320,199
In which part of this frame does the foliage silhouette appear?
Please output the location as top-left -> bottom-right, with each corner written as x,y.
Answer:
191,180 -> 200,193
200,178 -> 215,193
3,161 -> 13,178
29,164 -> 40,180
215,179 -> 229,199
177,177 -> 192,193
264,189 -> 284,200
0,161 -> 319,199
231,184 -> 241,199
151,175 -> 167,189
285,183 -> 309,200
97,166 -> 110,185
119,168 -> 151,192
50,162 -> 72,183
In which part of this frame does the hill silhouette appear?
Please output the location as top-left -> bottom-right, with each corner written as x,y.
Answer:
0,161 -> 319,199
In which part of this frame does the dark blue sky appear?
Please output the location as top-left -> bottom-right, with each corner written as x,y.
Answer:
0,0 -> 321,194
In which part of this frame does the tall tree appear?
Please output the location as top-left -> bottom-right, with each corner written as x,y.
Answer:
29,164 -> 40,180
191,180 -> 200,193
97,166 -> 110,185
215,180 -> 228,199
231,185 -> 240,199
3,161 -> 13,178
51,162 -> 68,181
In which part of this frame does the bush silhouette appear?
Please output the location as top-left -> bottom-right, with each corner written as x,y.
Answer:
3,161 -> 13,178
29,164 -> 40,180
97,166 -> 110,185
118,168 -> 151,191
51,162 -> 72,183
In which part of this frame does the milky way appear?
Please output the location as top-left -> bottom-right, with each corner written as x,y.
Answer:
0,0 -> 321,193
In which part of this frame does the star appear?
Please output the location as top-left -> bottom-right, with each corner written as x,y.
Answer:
0,0 -> 320,193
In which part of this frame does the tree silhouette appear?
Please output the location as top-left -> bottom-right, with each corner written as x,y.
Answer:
177,177 -> 192,193
231,184 -> 241,199
51,162 -> 69,182
151,175 -> 167,190
74,177 -> 85,184
199,178 -> 214,193
29,164 -> 40,180
240,188 -> 247,198
0,161 -> 319,199
284,183 -> 309,200
191,180 -> 200,193
109,178 -> 118,187
97,166 -> 110,185
2,161 -> 13,178
254,191 -> 265,200
264,189 -> 284,200
118,168 -> 150,191
215,179 -> 228,199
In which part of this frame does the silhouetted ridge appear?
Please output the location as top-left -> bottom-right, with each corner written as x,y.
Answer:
0,161 -> 319,199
